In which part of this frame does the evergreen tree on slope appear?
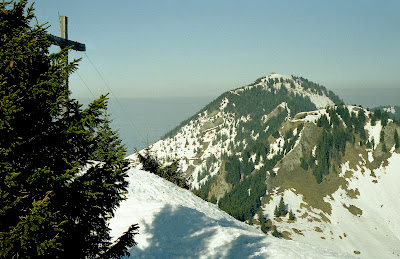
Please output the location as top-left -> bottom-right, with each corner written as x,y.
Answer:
0,1 -> 137,257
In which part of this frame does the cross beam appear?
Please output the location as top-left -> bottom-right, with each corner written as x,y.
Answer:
48,16 -> 86,51
48,16 -> 86,90
48,34 -> 86,51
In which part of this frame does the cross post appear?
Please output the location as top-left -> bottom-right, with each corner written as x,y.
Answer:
47,16 -> 86,89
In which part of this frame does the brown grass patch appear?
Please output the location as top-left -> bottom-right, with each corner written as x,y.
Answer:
282,231 -> 292,240
314,227 -> 323,233
299,212 -> 309,219
267,123 -> 350,215
347,188 -> 360,199
319,212 -> 331,223
343,204 -> 363,216
292,228 -> 304,236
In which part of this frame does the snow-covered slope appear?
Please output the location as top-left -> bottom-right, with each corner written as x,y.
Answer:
263,151 -> 400,258
109,168 -> 351,258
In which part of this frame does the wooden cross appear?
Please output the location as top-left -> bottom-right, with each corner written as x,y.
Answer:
47,16 -> 86,88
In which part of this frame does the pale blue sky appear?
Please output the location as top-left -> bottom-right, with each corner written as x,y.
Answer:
31,0 -> 400,99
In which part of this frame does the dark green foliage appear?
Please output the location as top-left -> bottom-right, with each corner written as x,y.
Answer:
136,148 -> 189,189
209,196 -> 217,204
278,197 -> 287,216
258,212 -> 269,233
374,108 -> 382,121
240,153 -> 255,177
371,108 -> 389,127
218,169 -> 266,221
382,142 -> 387,153
317,114 -> 330,130
289,210 -> 295,220
380,129 -> 385,142
271,225 -> 282,238
373,106 -> 400,121
313,109 -> 352,183
327,107 -> 340,126
336,105 -> 351,127
313,131 -> 331,182
382,111 -> 389,127
274,205 -> 280,217
136,147 -> 161,173
394,130 -> 399,149
104,224 -> 139,259
0,1 -> 137,257
300,156 -> 309,170
272,130 -> 280,138
274,196 -> 287,217
225,157 -> 241,185
313,167 -> 323,184
194,175 -> 216,201
88,113 -> 125,161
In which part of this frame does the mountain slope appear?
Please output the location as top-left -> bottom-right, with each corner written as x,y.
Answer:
127,73 -> 400,258
109,168 -> 351,258
261,107 -> 400,258
128,73 -> 342,190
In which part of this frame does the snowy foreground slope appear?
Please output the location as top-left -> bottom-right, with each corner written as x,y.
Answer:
109,168 -> 351,258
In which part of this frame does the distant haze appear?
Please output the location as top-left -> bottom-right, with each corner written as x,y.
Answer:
78,97 -> 214,154
335,88 -> 400,108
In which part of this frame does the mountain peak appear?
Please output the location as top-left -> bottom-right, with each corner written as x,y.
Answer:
267,72 -> 291,80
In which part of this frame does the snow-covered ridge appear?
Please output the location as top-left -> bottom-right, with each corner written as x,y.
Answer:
109,168 -> 351,258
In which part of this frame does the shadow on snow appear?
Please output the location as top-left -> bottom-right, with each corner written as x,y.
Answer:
124,204 -> 269,258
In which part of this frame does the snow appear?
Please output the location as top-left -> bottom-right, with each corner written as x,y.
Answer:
308,95 -> 334,109
109,168 -> 351,258
267,73 -> 292,81
267,137 -> 284,159
220,97 -> 229,111
365,120 -> 382,149
265,151 -> 400,259
384,106 -> 396,114
323,153 -> 400,258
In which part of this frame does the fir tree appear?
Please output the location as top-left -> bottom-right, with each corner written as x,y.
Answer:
300,156 -> 309,170
394,130 -> 399,149
289,209 -> 295,220
0,1 -> 137,257
274,205 -> 280,217
271,225 -> 281,238
382,142 -> 387,153
258,211 -> 268,233
278,196 -> 287,216
136,148 -> 189,189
